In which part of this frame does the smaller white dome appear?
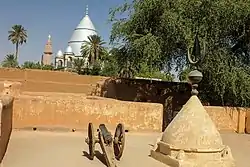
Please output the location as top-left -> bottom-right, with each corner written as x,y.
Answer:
56,50 -> 63,57
65,45 -> 73,54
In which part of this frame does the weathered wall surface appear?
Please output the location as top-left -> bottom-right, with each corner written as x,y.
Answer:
0,68 -> 191,130
93,78 -> 192,130
9,91 -> 247,133
205,106 -> 247,133
0,95 -> 14,164
92,78 -> 249,133
13,95 -> 163,132
0,83 -> 246,133
0,68 -> 248,133
0,68 -> 108,94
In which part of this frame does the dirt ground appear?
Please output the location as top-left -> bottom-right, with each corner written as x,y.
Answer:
2,130 -> 250,167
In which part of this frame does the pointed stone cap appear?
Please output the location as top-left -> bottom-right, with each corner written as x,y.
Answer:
162,95 -> 224,150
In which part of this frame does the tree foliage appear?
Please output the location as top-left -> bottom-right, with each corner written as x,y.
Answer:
73,58 -> 85,74
1,54 -> 18,68
8,25 -> 28,62
22,61 -> 53,70
81,35 -> 106,66
22,61 -> 41,69
109,0 -> 250,106
100,48 -> 119,77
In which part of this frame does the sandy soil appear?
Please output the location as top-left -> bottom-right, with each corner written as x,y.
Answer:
2,130 -> 250,167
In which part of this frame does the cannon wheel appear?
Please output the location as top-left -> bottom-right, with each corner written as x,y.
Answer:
88,123 -> 95,160
113,123 -> 125,160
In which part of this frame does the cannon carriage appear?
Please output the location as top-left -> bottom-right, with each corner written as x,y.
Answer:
85,123 -> 125,167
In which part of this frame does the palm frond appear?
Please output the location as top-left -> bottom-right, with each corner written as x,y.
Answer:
80,34 -> 106,66
8,25 -> 28,44
1,54 -> 18,68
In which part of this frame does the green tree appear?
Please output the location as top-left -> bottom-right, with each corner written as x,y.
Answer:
80,35 -> 106,66
136,62 -> 174,81
1,54 -> 18,68
110,46 -> 138,78
8,25 -> 28,62
101,49 -> 119,77
73,58 -> 85,74
179,67 -> 192,82
22,61 -> 40,69
42,64 -> 54,70
22,61 -> 53,70
90,61 -> 102,76
110,0 -> 250,106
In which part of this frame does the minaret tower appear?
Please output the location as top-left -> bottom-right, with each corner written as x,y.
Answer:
42,34 -> 53,65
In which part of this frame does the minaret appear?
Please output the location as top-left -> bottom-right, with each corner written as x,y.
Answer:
42,34 -> 53,65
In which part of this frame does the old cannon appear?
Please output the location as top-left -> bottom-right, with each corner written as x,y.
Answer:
85,123 -> 125,167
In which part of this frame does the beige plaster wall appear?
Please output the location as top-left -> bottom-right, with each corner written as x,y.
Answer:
205,106 -> 239,132
13,95 -> 163,132
0,68 -> 247,134
10,92 -> 248,133
205,106 -> 248,133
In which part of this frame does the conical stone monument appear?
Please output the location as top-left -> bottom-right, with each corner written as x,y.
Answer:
150,35 -> 235,167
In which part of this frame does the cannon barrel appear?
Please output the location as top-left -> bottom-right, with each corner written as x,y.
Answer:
99,124 -> 113,144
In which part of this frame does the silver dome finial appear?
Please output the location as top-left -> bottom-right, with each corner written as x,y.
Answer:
86,5 -> 89,15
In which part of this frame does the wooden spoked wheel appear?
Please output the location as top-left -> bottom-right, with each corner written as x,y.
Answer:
113,123 -> 125,160
88,123 -> 95,160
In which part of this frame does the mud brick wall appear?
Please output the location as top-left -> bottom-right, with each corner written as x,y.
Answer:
0,68 -> 108,94
0,68 -> 249,133
13,95 -> 163,132
1,87 -> 247,133
11,92 -> 248,133
205,106 -> 247,133
93,78 -> 249,133
0,95 -> 14,164
93,78 -> 192,130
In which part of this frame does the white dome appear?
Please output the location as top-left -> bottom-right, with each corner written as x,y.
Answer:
68,7 -> 97,56
65,45 -> 73,54
56,50 -> 63,57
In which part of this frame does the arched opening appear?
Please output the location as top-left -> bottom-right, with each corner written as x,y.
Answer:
58,60 -> 63,68
67,57 -> 73,68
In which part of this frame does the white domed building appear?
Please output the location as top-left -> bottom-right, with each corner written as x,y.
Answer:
55,6 -> 97,69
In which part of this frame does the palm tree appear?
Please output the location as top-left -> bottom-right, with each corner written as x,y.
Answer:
8,25 -> 28,62
1,54 -> 18,68
80,35 -> 106,66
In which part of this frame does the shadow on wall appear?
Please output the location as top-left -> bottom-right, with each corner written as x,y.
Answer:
0,95 -> 14,164
92,78 -> 192,131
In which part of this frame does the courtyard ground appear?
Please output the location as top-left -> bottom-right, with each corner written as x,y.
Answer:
2,130 -> 250,167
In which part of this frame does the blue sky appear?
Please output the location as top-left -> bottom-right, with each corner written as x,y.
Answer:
0,0 -> 124,64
